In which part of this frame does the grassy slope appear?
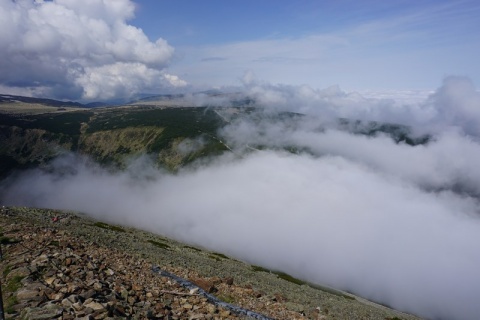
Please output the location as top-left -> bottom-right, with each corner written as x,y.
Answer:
0,106 -> 230,176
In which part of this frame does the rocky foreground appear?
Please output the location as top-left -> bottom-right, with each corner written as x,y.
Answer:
0,207 -> 420,319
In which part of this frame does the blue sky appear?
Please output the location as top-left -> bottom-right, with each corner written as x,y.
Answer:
133,0 -> 480,91
0,0 -> 478,100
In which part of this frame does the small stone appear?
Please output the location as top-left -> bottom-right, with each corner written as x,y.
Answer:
52,292 -> 65,300
120,289 -> 129,300
92,310 -> 107,319
11,302 -> 30,312
132,283 -> 142,291
25,281 -> 47,291
72,301 -> 83,311
31,254 -> 49,266
189,288 -> 199,295
62,297 -> 73,307
84,301 -> 106,312
190,278 -> 217,293
16,289 -> 41,301
154,302 -> 165,312
113,305 -> 126,316
20,305 -> 63,319
206,304 -> 216,314
67,283 -> 80,293
219,310 -> 231,317
80,289 -> 96,300
93,282 -> 103,291
7,267 -> 30,279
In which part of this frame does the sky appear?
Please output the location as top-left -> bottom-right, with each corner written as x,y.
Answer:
0,0 -> 479,101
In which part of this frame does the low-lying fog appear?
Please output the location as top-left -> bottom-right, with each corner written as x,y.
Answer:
2,77 -> 480,320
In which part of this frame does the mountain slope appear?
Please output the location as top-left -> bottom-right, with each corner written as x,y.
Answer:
0,95 -> 430,178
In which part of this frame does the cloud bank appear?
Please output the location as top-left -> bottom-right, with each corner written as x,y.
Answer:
2,77 -> 480,320
242,76 -> 480,136
0,0 -> 186,101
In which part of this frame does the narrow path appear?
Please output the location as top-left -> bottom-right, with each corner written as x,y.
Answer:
153,266 -> 275,320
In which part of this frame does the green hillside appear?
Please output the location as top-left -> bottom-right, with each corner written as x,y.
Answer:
0,105 -> 230,177
0,96 -> 430,178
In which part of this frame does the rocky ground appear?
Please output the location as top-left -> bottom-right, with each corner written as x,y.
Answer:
0,206 -> 421,319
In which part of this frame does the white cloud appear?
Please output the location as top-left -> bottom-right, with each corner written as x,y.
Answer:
74,62 -> 186,101
163,73 -> 188,88
240,76 -> 480,137
426,77 -> 480,136
358,89 -> 434,106
0,0 -> 185,101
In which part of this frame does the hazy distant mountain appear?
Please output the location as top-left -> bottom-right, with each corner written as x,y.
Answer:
0,94 -> 86,108
0,94 -> 114,108
0,101 -> 228,177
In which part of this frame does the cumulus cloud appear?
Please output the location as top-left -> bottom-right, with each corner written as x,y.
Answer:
0,0 -> 185,101
426,77 -> 480,136
74,62 -> 187,101
242,76 -> 480,137
2,77 -> 480,320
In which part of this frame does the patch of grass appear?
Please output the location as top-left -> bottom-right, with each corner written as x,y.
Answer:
3,265 -> 12,277
184,245 -> 201,252
208,255 -> 222,262
218,294 -> 235,304
93,222 -> 125,233
306,283 -> 356,300
5,275 -> 24,292
0,236 -> 20,245
273,271 -> 306,286
385,317 -> 402,320
251,265 -> 270,273
147,240 -> 171,250
341,294 -> 355,301
49,240 -> 60,247
210,252 -> 230,260
5,296 -> 18,314
250,263 -> 356,299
